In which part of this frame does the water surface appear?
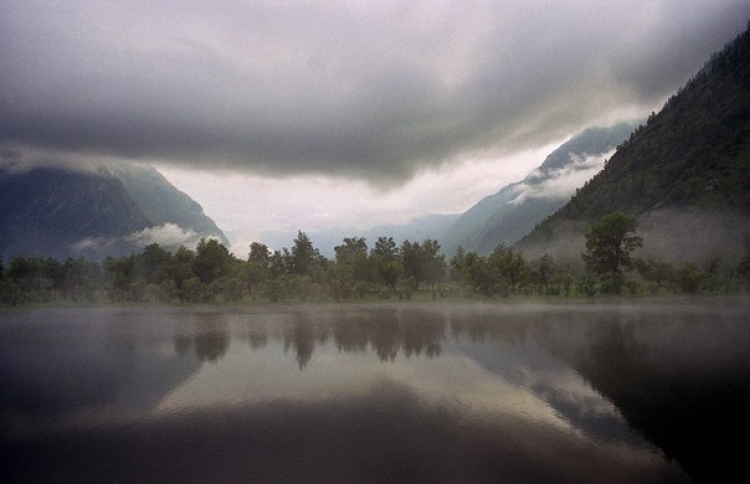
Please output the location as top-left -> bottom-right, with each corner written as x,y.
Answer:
1,301 -> 749,483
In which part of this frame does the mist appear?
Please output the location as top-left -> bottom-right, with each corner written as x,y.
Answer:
518,208 -> 750,269
72,224 -> 209,258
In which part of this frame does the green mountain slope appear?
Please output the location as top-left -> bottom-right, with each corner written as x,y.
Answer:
442,122 -> 637,256
517,24 -> 750,264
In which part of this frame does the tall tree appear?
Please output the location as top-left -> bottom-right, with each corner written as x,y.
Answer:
249,242 -> 271,266
400,240 -> 423,284
138,243 -> 172,284
194,238 -> 235,285
334,237 -> 370,282
488,244 -> 526,294
401,239 -> 446,289
370,236 -> 400,291
582,212 -> 643,293
244,242 -> 271,296
449,246 -> 467,283
291,231 -> 318,277
421,239 -> 446,288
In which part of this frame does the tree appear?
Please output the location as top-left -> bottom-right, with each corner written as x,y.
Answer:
449,246 -> 467,284
530,253 -> 557,295
183,277 -> 209,303
334,237 -> 370,282
60,257 -> 100,302
370,237 -> 401,292
244,242 -> 271,297
488,244 -> 526,295
291,231 -> 317,277
581,212 -> 643,293
194,238 -> 235,285
464,252 -> 493,296
138,243 -> 172,284
422,239 -> 446,289
104,255 -> 144,302
249,242 -> 271,266
635,257 -> 676,293
332,237 -> 371,299
158,246 -> 198,298
400,239 -> 445,289
400,240 -> 422,284
676,262 -> 704,294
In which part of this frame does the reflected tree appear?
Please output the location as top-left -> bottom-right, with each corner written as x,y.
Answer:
194,322 -> 230,363
284,318 -> 316,369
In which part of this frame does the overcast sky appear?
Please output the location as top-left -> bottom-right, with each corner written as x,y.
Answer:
2,1 -> 749,254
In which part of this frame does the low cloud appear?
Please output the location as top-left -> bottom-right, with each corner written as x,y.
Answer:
509,151 -> 614,206
72,223 -> 210,254
125,223 -> 208,248
1,1 -> 748,185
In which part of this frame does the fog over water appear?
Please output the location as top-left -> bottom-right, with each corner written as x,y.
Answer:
2,301 -> 749,483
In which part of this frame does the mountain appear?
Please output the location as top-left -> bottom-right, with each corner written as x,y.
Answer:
105,163 -> 227,243
441,122 -> 638,256
0,161 -> 228,261
517,25 -> 750,265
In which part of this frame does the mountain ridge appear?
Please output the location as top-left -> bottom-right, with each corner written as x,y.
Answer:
441,122 -> 638,256
516,24 -> 750,264
0,162 -> 228,261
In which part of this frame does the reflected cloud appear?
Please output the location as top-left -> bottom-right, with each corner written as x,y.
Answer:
3,303 -> 749,483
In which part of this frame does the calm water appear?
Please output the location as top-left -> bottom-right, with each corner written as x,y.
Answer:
1,301 -> 749,483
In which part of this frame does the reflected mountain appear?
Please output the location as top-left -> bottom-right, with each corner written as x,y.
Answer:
0,309 -> 203,420
563,309 -> 750,483
2,303 -> 748,483
152,303 -> 750,482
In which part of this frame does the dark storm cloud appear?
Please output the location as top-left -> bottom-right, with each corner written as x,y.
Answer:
1,0 -> 749,184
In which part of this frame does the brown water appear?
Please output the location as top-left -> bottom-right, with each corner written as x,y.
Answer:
1,301 -> 749,483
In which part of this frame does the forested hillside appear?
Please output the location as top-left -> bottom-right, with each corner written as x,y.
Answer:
442,122 -> 636,256
518,24 -> 750,263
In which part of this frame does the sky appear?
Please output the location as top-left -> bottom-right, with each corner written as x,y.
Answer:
2,0 -> 749,255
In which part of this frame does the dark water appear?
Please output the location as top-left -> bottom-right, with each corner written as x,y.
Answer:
1,301 -> 749,483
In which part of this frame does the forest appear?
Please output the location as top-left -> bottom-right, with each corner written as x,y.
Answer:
2,212 -> 749,306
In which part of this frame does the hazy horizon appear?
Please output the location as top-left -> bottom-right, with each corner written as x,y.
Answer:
2,1 -> 749,255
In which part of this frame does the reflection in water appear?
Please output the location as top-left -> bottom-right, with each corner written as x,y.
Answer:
193,321 -> 230,363
1,302 -> 748,483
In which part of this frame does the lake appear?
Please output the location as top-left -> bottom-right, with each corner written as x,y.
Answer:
1,301 -> 749,483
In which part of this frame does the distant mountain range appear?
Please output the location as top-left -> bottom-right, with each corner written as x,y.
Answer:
277,121 -> 639,258
0,162 -> 227,261
517,25 -> 750,265
441,122 -> 638,256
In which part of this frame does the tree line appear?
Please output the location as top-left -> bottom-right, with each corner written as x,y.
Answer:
2,212 -> 750,305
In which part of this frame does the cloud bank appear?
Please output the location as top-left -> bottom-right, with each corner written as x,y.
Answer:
2,1 -> 749,185
72,223 -> 207,254
509,151 -> 615,206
